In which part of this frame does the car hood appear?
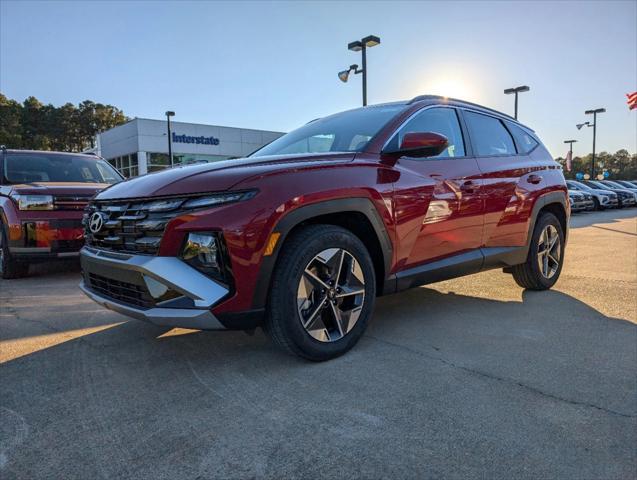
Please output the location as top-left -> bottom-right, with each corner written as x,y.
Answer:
589,189 -> 616,196
96,153 -> 356,200
9,182 -> 111,197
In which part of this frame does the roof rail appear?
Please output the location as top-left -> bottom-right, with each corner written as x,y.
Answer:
408,94 -> 518,122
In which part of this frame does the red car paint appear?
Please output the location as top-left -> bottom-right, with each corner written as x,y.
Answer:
83,96 -> 569,328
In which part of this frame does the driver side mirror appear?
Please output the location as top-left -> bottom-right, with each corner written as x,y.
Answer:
383,132 -> 449,158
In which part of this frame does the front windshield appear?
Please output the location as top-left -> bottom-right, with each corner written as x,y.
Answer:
569,180 -> 590,190
3,153 -> 122,184
250,104 -> 406,157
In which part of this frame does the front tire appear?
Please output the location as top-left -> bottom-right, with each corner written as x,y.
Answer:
264,224 -> 376,361
511,212 -> 564,290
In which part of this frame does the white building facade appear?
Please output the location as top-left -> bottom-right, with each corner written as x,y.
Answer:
96,118 -> 284,178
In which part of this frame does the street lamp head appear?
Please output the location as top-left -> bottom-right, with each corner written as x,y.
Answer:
585,108 -> 606,115
165,111 -> 175,117
564,139 -> 578,143
504,85 -> 530,94
576,122 -> 591,130
348,40 -> 363,52
338,64 -> 359,82
362,35 -> 381,47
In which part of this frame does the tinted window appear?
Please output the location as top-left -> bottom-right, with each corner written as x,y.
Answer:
464,111 -> 516,156
3,153 -> 122,184
506,122 -> 538,153
251,104 -> 405,157
387,107 -> 465,158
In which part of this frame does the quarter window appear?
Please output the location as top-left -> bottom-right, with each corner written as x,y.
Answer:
506,122 -> 538,153
464,111 -> 516,156
390,107 -> 465,158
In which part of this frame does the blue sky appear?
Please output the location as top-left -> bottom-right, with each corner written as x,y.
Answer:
1,0 -> 635,157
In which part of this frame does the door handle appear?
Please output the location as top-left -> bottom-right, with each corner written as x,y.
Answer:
527,174 -> 543,185
460,180 -> 477,194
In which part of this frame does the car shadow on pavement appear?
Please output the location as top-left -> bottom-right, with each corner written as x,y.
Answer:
1,284 -> 635,479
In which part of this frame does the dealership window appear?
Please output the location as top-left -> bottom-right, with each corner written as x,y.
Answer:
147,152 -> 231,172
107,153 -> 138,178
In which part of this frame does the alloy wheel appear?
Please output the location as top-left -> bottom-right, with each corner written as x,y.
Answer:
537,225 -> 561,279
297,248 -> 366,342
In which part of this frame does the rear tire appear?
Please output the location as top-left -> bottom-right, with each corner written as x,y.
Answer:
264,224 -> 376,361
1,223 -> 29,279
511,213 -> 564,291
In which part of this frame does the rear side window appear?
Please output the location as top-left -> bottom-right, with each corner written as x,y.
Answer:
464,111 -> 516,156
388,107 -> 465,158
506,122 -> 538,153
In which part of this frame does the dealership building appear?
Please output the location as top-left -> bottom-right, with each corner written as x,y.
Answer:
94,118 -> 284,178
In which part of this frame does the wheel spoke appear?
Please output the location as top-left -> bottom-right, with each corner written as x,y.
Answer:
303,268 -> 329,290
303,298 -> 326,329
336,287 -> 365,298
328,301 -> 344,337
542,254 -> 549,277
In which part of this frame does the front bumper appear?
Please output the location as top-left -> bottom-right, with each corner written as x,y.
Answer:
79,246 -> 229,330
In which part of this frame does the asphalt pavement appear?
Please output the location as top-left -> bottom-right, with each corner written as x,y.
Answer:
1,209 -> 636,479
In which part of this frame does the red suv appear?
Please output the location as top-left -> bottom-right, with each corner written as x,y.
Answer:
0,149 -> 122,278
80,96 -> 569,360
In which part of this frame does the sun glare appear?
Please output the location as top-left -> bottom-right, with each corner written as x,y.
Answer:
424,74 -> 476,101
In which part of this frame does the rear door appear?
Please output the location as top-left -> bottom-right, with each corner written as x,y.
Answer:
390,107 -> 484,269
461,110 -> 540,248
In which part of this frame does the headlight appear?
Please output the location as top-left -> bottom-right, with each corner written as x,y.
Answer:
181,232 -> 228,283
11,194 -> 54,211
182,191 -> 256,209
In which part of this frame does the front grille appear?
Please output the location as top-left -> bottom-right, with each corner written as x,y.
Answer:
88,272 -> 154,308
54,194 -> 93,211
84,200 -> 190,254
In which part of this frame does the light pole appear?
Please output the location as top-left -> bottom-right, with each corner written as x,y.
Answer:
165,110 -> 175,167
503,85 -> 530,120
338,35 -> 380,106
584,108 -> 605,179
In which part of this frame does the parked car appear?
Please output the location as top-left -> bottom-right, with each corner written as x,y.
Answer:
0,149 -> 123,278
599,180 -> 637,197
79,95 -> 569,360
584,180 -> 637,208
568,190 -> 588,213
614,180 -> 637,190
566,180 -> 617,209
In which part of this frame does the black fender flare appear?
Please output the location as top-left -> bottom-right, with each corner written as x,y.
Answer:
526,191 -> 569,249
251,197 -> 393,310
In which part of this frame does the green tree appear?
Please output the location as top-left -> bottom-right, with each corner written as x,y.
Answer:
0,92 -> 128,152
0,93 -> 24,148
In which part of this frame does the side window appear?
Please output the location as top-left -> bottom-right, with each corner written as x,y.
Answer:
464,111 -> 516,156
390,107 -> 466,158
506,122 -> 538,154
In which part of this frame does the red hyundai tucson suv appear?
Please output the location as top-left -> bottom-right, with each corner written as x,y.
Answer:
79,96 -> 569,360
0,149 -> 122,278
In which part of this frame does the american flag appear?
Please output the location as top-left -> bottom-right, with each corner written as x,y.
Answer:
628,92 -> 637,110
